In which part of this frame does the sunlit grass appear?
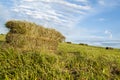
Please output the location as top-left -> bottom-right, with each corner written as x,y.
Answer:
0,34 -> 5,41
0,37 -> 120,80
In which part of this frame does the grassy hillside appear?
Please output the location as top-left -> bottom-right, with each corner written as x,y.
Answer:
0,34 -> 5,44
0,34 -> 5,41
0,35 -> 120,80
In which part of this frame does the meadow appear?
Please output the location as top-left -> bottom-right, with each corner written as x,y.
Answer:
0,34 -> 120,80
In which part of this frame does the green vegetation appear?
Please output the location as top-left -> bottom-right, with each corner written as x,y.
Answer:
0,34 -> 5,41
0,34 -> 5,45
0,20 -> 120,80
0,34 -> 120,80
5,20 -> 65,52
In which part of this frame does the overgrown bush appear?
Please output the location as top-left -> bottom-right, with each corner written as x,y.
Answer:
5,20 -> 65,52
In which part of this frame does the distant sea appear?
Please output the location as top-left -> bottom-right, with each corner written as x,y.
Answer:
74,40 -> 120,49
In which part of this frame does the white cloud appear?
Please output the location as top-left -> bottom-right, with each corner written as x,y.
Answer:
23,0 -> 35,2
98,0 -> 120,7
75,0 -> 88,2
0,0 -> 119,41
105,30 -> 113,39
12,0 -> 92,30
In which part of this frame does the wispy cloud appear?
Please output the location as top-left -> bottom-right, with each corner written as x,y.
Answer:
98,0 -> 120,7
0,0 -> 120,42
12,0 -> 92,29
105,30 -> 113,39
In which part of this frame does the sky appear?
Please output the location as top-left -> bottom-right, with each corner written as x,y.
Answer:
0,0 -> 120,43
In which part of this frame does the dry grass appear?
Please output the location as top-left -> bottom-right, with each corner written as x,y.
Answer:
5,20 -> 65,52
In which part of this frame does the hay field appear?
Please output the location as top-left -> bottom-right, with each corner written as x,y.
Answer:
0,34 -> 120,80
0,20 -> 120,80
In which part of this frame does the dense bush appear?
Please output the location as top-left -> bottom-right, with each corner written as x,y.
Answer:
5,20 -> 65,52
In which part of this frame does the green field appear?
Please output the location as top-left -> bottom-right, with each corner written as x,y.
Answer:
0,34 -> 5,46
0,34 -> 5,41
0,34 -> 120,80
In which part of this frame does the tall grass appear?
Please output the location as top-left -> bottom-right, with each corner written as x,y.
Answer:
0,34 -> 5,41
0,41 -> 120,80
0,34 -> 6,45
0,20 -> 120,80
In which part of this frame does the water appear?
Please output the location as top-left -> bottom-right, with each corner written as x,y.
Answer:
75,40 -> 120,49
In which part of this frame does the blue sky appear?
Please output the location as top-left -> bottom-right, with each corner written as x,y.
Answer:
0,0 -> 120,42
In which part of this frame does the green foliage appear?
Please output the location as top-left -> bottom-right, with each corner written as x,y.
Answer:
0,43 -> 120,80
5,20 -> 65,52
0,34 -> 5,41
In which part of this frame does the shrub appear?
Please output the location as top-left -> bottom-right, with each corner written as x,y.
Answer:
106,47 -> 113,50
79,43 -> 88,46
66,42 -> 72,44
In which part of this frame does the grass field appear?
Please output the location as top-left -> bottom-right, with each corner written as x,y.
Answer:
0,34 -> 5,40
0,34 -> 5,45
0,34 -> 120,80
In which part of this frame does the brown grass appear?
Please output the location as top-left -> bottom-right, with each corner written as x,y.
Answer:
5,20 -> 65,52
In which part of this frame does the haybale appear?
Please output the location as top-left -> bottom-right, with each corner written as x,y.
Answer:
5,20 -> 65,52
